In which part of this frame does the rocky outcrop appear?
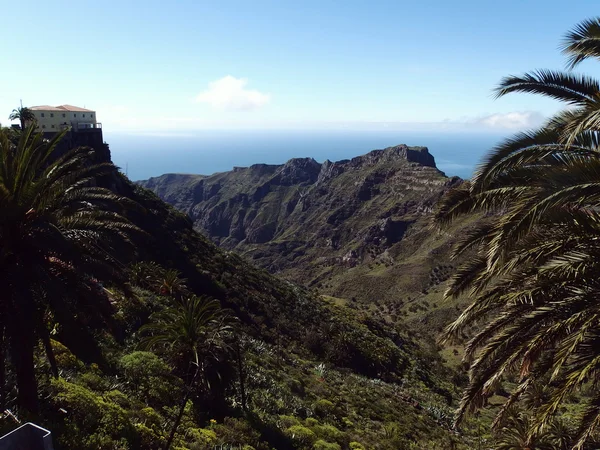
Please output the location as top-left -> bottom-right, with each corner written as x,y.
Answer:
138,144 -> 455,282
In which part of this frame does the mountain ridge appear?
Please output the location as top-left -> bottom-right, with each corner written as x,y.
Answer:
138,144 -> 460,287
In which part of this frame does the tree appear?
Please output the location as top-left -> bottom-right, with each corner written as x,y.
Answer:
436,17 -> 600,448
0,126 -> 140,413
8,105 -> 36,130
140,295 -> 232,450
494,414 -> 553,450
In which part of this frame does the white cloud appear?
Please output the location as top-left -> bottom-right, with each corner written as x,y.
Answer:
472,111 -> 545,130
195,76 -> 270,111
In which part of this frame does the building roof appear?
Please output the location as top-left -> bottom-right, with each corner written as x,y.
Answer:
30,105 -> 64,111
30,105 -> 95,112
56,104 -> 94,112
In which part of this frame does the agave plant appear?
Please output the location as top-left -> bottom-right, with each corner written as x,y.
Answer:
436,17 -> 600,448
0,126 -> 140,413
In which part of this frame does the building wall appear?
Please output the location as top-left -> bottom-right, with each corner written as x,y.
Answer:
30,109 -> 97,132
30,110 -> 68,132
67,110 -> 97,130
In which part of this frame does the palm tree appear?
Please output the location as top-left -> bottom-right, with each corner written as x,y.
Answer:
0,126 -> 140,413
494,414 -> 553,450
435,17 -> 600,448
156,269 -> 189,299
8,105 -> 36,130
129,262 -> 189,299
140,295 -> 232,450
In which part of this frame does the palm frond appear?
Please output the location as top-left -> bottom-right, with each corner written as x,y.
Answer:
561,17 -> 600,69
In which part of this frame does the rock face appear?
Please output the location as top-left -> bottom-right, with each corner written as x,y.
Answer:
139,145 -> 460,285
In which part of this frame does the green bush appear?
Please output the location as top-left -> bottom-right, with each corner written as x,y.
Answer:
78,372 -> 109,391
49,379 -> 138,449
119,351 -> 170,385
286,425 -> 317,446
279,414 -> 302,429
305,417 -> 319,427
313,399 -> 335,418
52,339 -> 85,372
119,351 -> 178,404
211,417 -> 262,447
104,390 -> 133,409
186,427 -> 217,447
349,442 -> 366,450
135,423 -> 165,450
342,417 -> 354,429
138,407 -> 163,429
313,440 -> 341,450
313,424 -> 343,443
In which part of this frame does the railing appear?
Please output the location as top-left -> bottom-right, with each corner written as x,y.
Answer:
0,422 -> 54,450
72,122 -> 102,132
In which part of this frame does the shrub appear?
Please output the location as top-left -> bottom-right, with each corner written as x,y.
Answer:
135,423 -> 165,450
286,425 -> 317,446
313,399 -> 335,418
138,407 -> 163,429
349,442 -> 366,450
305,418 -> 319,427
119,351 -> 177,404
212,417 -> 262,447
49,379 -> 138,449
279,415 -> 301,429
104,390 -> 133,409
313,424 -> 343,443
186,428 -> 217,447
52,339 -> 84,372
313,440 -> 341,450
119,351 -> 170,386
78,372 -> 109,391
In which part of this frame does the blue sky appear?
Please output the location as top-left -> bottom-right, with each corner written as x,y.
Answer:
2,0 -> 600,133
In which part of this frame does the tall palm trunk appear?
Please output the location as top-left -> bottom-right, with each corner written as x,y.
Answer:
164,367 -> 199,450
8,288 -> 39,414
0,322 -> 6,411
10,313 -> 38,414
40,324 -> 58,378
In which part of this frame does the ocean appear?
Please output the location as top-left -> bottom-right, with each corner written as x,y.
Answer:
104,129 -> 510,182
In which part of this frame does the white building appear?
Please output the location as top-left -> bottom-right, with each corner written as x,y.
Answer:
29,105 -> 99,132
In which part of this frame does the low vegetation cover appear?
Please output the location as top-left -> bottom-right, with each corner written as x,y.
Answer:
4,15 -> 600,450
0,126 -> 466,449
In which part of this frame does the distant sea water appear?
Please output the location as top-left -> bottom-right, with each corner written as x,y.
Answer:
105,129 -> 510,182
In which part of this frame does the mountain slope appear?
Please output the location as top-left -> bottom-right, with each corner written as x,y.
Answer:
120,177 -> 469,448
139,145 -> 467,335
15,173 -> 472,449
139,145 -> 460,284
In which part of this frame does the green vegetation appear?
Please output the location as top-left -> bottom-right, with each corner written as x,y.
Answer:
9,18 -> 600,450
0,126 -> 139,413
436,17 -> 600,449
140,295 -> 232,449
0,125 -> 467,448
8,105 -> 35,130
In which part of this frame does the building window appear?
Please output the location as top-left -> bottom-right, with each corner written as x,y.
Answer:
41,113 -> 45,117
50,113 -> 54,118
83,114 -> 86,117
51,125 -> 55,128
42,125 -> 46,129
62,113 -> 66,118
73,114 -> 77,118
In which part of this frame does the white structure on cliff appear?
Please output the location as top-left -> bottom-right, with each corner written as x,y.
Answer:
29,105 -> 99,132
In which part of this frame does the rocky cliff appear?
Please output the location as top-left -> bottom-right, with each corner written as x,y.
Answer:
140,145 -> 464,327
